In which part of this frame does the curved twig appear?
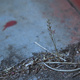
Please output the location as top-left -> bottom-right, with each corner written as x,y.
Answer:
43,62 -> 80,72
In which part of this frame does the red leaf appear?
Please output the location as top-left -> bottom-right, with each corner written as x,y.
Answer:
2,20 -> 17,31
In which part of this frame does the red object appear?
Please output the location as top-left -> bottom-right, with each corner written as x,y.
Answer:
2,20 -> 17,31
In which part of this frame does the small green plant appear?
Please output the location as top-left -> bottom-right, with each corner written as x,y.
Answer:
47,19 -> 59,57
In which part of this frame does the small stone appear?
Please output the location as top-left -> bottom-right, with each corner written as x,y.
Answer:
76,51 -> 79,54
37,76 -> 40,79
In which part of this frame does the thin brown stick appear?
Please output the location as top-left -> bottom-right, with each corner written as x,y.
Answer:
35,42 -> 66,61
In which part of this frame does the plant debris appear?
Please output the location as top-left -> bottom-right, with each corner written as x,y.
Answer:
0,42 -> 80,80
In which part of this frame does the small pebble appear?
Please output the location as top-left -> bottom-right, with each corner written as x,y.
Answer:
76,51 -> 79,54
37,76 -> 40,79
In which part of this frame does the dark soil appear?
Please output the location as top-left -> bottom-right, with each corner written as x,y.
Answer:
0,42 -> 80,80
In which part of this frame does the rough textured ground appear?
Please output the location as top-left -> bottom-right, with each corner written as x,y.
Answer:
0,42 -> 80,80
0,0 -> 80,62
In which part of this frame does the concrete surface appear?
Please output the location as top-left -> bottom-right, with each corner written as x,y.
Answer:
0,0 -> 80,63
69,0 -> 80,13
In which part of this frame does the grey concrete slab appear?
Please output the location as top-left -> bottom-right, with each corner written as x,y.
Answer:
0,0 -> 80,63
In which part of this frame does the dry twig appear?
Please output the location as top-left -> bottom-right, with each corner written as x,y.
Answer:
35,41 -> 66,61
35,42 -> 49,52
45,61 -> 80,65
43,62 -> 80,72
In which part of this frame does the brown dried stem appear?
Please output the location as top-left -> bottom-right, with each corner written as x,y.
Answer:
47,19 -> 59,57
